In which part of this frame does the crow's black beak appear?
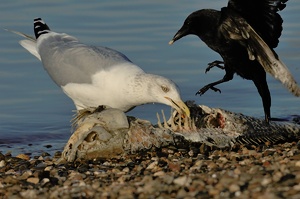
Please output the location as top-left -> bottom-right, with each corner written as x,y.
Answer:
169,27 -> 189,45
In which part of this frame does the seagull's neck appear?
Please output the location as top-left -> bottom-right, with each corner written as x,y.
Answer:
128,73 -> 159,105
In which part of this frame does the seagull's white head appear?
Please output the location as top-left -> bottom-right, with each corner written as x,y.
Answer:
142,74 -> 190,118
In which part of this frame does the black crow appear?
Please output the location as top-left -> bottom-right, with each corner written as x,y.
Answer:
169,0 -> 300,123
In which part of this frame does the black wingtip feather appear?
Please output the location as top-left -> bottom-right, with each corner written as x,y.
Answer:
34,18 -> 50,39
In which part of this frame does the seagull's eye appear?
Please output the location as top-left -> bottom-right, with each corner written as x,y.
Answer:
161,85 -> 170,93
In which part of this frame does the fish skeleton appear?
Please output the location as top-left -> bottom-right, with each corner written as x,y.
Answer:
61,102 -> 300,162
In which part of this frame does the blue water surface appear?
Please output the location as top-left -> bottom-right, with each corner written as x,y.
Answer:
0,0 -> 299,156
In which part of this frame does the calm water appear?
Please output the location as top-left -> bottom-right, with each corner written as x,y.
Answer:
0,0 -> 299,156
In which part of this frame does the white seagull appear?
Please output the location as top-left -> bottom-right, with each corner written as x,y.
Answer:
8,18 -> 190,117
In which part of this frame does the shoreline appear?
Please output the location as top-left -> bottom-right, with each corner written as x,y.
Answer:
1,142 -> 300,198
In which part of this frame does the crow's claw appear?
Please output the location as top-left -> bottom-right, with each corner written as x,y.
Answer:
195,85 -> 221,96
205,60 -> 225,73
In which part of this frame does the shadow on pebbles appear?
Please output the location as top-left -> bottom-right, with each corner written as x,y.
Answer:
1,141 -> 300,198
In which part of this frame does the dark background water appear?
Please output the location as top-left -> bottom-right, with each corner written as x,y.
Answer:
0,0 -> 299,156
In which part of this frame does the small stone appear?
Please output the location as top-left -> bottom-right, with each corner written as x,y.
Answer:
3,175 -> 18,184
207,162 -> 217,170
19,170 -> 33,180
0,160 -> 5,167
176,188 -> 188,198
209,188 -> 220,197
296,141 -> 300,150
36,162 -> 47,169
261,178 -> 272,186
168,162 -> 181,172
293,184 -> 300,191
41,152 -> 51,157
161,175 -> 174,185
153,171 -> 165,177
193,160 -> 203,167
146,161 -> 158,170
263,149 -> 276,156
40,178 -> 50,186
0,153 -> 5,161
20,190 -> 37,198
27,177 -> 39,184
5,169 -> 16,175
173,176 -> 192,186
235,191 -> 242,197
239,159 -> 252,166
102,161 -> 111,166
295,161 -> 300,167
16,154 -> 30,160
38,156 -> 44,161
233,168 -> 241,175
122,167 -> 130,173
188,150 -> 194,157
44,166 -> 53,171
263,161 -> 271,167
219,157 -> 228,163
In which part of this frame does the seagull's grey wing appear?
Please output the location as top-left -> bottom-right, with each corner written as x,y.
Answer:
219,7 -> 300,96
37,33 -> 135,86
227,0 -> 287,48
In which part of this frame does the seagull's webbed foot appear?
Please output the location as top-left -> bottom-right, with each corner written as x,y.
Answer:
205,60 -> 225,73
94,105 -> 107,113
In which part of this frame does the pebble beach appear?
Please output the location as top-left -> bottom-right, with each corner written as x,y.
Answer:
1,142 -> 300,198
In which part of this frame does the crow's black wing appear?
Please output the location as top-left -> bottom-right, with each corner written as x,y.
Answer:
218,7 -> 300,96
227,0 -> 288,48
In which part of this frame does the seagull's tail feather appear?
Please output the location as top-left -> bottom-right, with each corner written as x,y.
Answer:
4,17 -> 49,60
4,29 -> 35,41
34,18 -> 50,39
5,29 -> 41,60
19,40 -> 41,60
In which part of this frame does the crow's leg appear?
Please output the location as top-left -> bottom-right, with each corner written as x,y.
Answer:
253,78 -> 271,124
196,70 -> 234,96
205,60 -> 225,73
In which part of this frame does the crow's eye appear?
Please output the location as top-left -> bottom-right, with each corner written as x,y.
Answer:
161,85 -> 170,93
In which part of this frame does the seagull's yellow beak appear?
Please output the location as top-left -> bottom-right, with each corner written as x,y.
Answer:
165,97 -> 190,118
